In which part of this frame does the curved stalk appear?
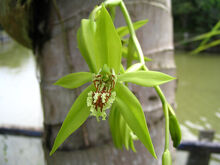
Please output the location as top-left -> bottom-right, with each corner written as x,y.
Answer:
119,1 -> 145,64
118,0 -> 170,151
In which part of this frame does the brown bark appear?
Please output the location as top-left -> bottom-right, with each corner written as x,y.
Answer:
38,0 -> 176,164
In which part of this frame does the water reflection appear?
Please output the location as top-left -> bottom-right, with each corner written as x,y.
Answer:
0,38 -> 30,69
0,35 -> 43,128
175,52 -> 220,142
175,51 -> 220,165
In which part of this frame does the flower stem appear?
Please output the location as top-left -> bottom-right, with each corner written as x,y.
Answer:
118,0 -> 170,151
119,1 -> 145,65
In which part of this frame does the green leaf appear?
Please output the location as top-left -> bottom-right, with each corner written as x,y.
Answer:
50,85 -> 94,155
77,19 -> 97,73
129,135 -> 136,152
54,72 -> 93,89
122,46 -> 152,61
115,83 -> 157,158
109,104 -> 123,149
109,102 -> 136,151
199,20 -> 220,47
118,71 -> 175,87
168,104 -> 181,148
191,39 -> 220,54
177,30 -> 220,45
117,19 -> 148,38
94,5 -> 122,73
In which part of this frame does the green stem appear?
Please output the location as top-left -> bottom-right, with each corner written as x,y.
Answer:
126,37 -> 135,69
118,0 -> 170,151
155,86 -> 169,150
119,1 -> 145,64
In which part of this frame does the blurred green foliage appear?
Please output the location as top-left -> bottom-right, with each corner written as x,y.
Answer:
172,0 -> 220,34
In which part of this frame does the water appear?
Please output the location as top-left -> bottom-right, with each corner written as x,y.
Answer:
0,38 -> 45,165
0,40 -> 43,128
175,51 -> 220,165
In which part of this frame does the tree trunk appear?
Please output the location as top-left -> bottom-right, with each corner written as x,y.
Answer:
38,0 -> 175,165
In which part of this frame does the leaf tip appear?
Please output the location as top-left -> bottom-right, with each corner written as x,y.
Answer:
153,153 -> 158,159
49,148 -> 55,156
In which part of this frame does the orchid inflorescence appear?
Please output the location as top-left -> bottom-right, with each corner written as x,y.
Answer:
50,1 -> 181,165
87,65 -> 117,121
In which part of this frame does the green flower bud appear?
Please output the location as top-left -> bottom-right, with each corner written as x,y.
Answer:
162,150 -> 172,165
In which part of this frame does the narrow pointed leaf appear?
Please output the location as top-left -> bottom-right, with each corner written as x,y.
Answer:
109,104 -> 123,149
118,71 -> 175,87
117,19 -> 148,38
77,19 -> 97,73
129,136 -> 136,152
54,72 -> 93,89
94,5 -> 122,73
191,39 -> 220,55
199,20 -> 220,47
115,83 -> 157,158
109,103 -> 136,150
168,104 -> 181,148
50,85 -> 94,155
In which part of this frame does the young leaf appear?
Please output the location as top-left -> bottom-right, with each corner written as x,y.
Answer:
115,83 -> 157,158
94,5 -> 122,73
118,71 -> 175,87
50,85 -> 94,155
129,135 -> 136,152
109,102 -> 137,151
77,19 -> 97,73
54,72 -> 93,89
191,39 -> 220,55
168,104 -> 181,148
122,46 -> 152,62
109,104 -> 123,149
117,19 -> 148,38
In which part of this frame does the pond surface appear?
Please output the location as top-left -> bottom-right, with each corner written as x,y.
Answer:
175,51 -> 220,165
175,51 -> 220,142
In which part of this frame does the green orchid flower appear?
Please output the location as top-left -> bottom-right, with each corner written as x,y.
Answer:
50,5 -> 175,158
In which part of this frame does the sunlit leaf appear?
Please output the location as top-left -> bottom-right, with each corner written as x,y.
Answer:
115,83 -> 157,158
118,71 -> 175,87
191,39 -> 220,55
199,20 -> 220,47
77,19 -> 97,73
54,72 -> 93,89
94,5 -> 122,73
50,85 -> 94,155
117,19 -> 148,38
